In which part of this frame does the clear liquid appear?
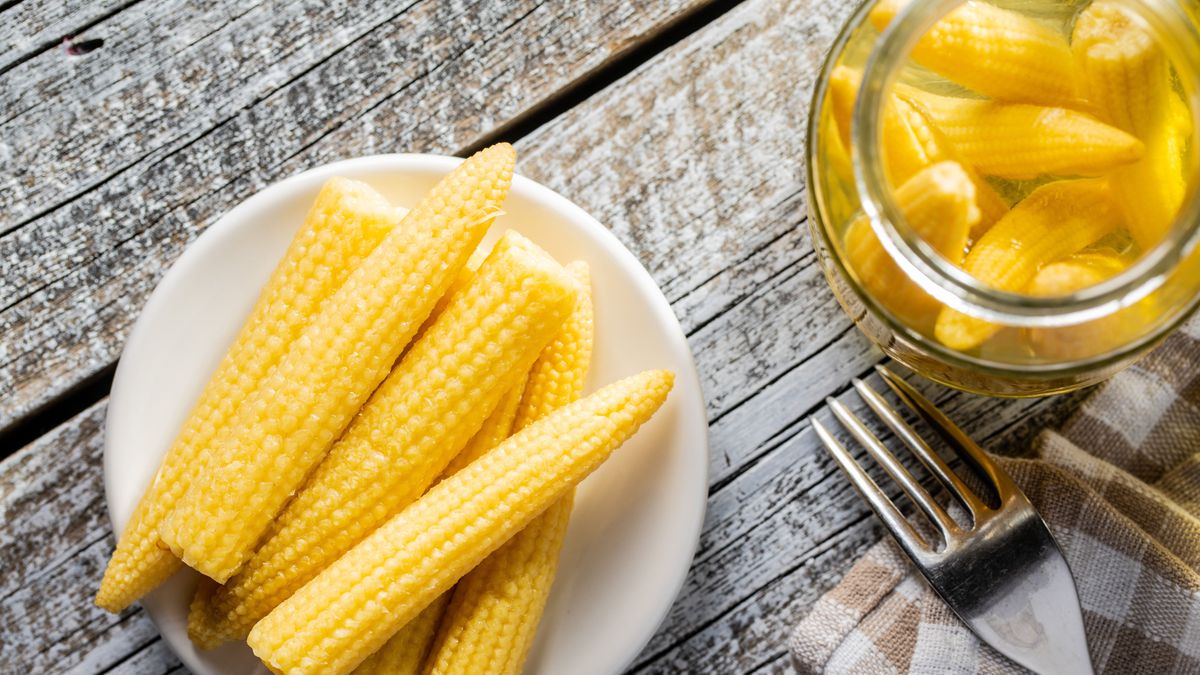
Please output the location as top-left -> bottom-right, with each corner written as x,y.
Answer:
815,0 -> 1196,362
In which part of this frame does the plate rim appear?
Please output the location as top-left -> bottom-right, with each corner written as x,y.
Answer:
103,152 -> 710,675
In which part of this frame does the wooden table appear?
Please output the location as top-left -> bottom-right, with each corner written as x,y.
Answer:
0,2 -> 1088,672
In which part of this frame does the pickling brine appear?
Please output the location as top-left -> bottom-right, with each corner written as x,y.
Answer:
808,0 -> 1200,396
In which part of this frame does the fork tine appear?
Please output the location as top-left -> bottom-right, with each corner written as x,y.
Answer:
828,393 -> 957,539
854,378 -> 985,522
812,418 -> 932,556
876,366 -> 1017,497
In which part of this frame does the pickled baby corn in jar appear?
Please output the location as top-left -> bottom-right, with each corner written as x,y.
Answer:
808,0 -> 1200,395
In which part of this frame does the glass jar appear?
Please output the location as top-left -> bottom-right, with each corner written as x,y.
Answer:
808,0 -> 1200,396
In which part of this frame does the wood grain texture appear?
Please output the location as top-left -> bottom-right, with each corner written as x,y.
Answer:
0,401 -> 174,673
0,0 -> 135,73
0,0 -> 1098,672
0,0 -> 708,431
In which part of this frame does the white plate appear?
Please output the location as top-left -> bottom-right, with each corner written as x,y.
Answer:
104,154 -> 709,675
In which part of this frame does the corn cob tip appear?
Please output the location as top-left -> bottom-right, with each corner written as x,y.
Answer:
492,230 -> 583,299
565,259 -> 590,277
1073,1 -> 1153,54
921,160 -> 977,205
626,370 -> 674,408
564,260 -> 591,296
471,143 -> 516,177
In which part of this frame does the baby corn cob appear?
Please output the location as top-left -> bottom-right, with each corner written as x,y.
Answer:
844,161 -> 979,332
349,378 -> 528,674
900,91 -> 1144,179
1073,2 -> 1167,137
1027,252 -> 1127,296
161,143 -> 516,582
195,230 -> 577,642
94,178 -> 399,612
829,67 -> 1007,232
352,595 -> 452,675
828,66 -> 860,153
869,0 -> 1080,107
248,370 -> 675,675
1027,251 -> 1141,359
1073,1 -> 1188,250
935,179 -> 1124,350
425,261 -> 595,675
187,579 -> 224,649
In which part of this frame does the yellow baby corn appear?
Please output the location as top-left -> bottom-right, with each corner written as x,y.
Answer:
1027,251 -> 1146,360
352,595 -> 452,675
1073,1 -> 1188,250
869,0 -> 1080,107
94,178 -> 399,613
161,143 -> 516,582
828,67 -> 1007,233
935,179 -> 1124,350
1073,2 -> 1167,137
350,378 -> 528,674
248,369 -> 675,675
1027,252 -> 1128,297
844,161 -> 979,333
425,261 -> 595,675
901,91 -> 1144,179
828,66 -> 861,153
195,230 -> 577,641
1112,139 -> 1187,251
426,497 -> 572,675
350,347 -> 535,674
187,578 -> 224,649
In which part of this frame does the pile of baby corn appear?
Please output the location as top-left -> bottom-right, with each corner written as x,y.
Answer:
831,0 -> 1192,352
94,143 -> 675,675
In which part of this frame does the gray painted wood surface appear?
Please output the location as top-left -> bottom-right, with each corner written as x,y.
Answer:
0,0 -> 1090,673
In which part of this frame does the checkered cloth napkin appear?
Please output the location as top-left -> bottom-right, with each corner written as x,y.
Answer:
791,315 -> 1200,674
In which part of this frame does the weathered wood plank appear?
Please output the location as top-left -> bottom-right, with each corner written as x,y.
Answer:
0,401 -> 107,600
0,0 -> 711,431
0,401 -> 168,673
0,0 -> 132,73
100,638 -> 183,675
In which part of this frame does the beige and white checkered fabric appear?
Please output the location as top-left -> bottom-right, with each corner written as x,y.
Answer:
791,316 -> 1200,674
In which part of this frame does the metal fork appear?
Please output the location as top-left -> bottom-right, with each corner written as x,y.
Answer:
813,366 -> 1093,675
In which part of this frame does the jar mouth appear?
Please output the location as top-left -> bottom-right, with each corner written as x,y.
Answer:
851,0 -> 1200,328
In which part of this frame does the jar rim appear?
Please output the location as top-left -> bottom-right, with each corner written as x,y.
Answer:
851,0 -> 1200,328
